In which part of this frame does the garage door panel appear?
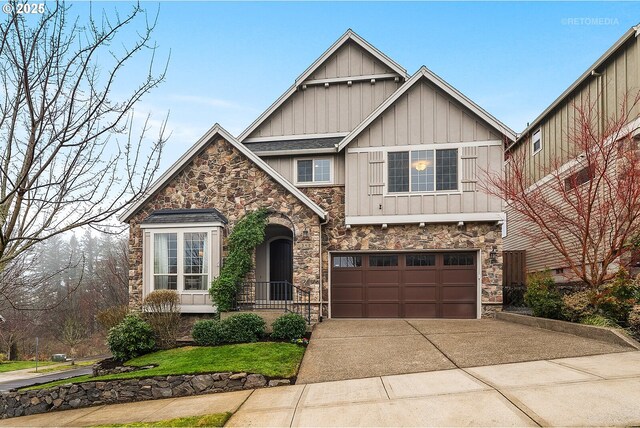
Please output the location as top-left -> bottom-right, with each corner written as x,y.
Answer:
404,285 -> 437,301
364,270 -> 400,285
331,287 -> 363,301
403,270 -> 437,284
332,303 -> 365,318
331,253 -> 477,319
441,303 -> 476,319
442,285 -> 477,301
367,303 -> 401,318
332,270 -> 363,285
404,303 -> 438,318
367,286 -> 400,301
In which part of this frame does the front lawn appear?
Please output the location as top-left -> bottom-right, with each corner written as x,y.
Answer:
94,412 -> 232,427
0,360 -> 58,373
25,342 -> 304,390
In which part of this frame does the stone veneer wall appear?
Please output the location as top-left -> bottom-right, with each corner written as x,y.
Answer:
0,372 -> 291,419
128,137 -> 323,321
301,186 -> 503,318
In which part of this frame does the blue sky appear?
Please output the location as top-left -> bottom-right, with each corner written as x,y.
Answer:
81,1 -> 640,172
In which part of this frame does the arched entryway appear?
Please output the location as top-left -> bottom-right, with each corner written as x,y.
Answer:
255,224 -> 293,302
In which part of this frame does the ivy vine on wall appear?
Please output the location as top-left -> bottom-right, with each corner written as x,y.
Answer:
209,208 -> 269,311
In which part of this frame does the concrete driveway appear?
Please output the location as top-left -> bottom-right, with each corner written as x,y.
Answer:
296,319 -> 631,384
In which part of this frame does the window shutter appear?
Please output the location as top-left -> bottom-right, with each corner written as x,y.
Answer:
368,151 -> 384,195
461,146 -> 477,192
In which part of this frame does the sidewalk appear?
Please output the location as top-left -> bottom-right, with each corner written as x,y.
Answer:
3,351 -> 640,427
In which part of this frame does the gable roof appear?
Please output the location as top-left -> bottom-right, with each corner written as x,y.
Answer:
237,29 -> 409,142
337,66 -> 517,151
119,124 -> 327,222
510,24 -> 640,150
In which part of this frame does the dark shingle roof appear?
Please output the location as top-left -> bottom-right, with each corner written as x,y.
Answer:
244,137 -> 341,153
142,209 -> 228,225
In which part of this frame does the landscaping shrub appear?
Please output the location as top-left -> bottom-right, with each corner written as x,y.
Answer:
562,290 -> 595,322
592,269 -> 639,325
143,290 -> 181,349
222,313 -> 266,343
192,319 -> 227,346
580,314 -> 620,328
107,314 -> 156,361
629,305 -> 640,339
96,305 -> 129,331
0,353 -> 6,362
271,313 -> 307,341
524,271 -> 564,319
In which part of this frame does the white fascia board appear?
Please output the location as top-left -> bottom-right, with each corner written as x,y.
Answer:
119,124 -> 327,222
238,29 -> 408,142
509,25 -> 639,151
345,212 -> 505,226
139,222 -> 225,230
338,67 -> 516,152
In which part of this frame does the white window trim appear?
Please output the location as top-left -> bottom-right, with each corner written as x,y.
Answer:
294,157 -> 334,186
146,226 -> 218,295
532,128 -> 542,156
383,148 -> 462,196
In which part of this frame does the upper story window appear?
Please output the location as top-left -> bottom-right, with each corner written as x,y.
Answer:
296,158 -> 332,185
388,149 -> 458,193
153,230 -> 210,291
532,128 -> 542,155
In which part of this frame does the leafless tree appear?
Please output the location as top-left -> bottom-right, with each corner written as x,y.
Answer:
485,91 -> 640,288
0,1 -> 169,274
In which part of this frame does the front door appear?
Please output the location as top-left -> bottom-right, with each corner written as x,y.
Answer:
269,238 -> 293,300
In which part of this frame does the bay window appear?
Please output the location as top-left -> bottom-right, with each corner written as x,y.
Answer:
150,229 -> 211,292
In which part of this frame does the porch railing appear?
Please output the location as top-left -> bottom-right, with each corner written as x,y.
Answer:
232,281 -> 311,324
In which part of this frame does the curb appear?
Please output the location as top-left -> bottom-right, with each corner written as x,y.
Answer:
496,312 -> 640,350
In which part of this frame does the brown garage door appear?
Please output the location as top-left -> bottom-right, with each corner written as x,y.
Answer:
331,252 -> 477,319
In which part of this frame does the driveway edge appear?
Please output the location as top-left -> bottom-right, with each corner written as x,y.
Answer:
496,312 -> 640,350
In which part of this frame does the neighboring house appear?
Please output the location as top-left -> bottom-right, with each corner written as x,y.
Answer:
504,25 -> 640,281
120,30 -> 515,321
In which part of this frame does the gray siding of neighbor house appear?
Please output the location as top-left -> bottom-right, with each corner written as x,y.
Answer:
505,33 -> 640,273
345,78 -> 504,218
265,154 -> 346,185
247,41 -> 403,139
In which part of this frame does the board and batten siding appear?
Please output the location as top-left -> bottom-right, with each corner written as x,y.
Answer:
512,35 -> 640,185
264,154 -> 345,185
345,78 -> 504,217
248,41 -> 403,139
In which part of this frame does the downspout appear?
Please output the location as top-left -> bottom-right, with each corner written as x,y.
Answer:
318,214 -> 329,322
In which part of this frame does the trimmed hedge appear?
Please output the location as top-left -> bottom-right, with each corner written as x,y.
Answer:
191,313 -> 266,346
107,314 -> 156,361
271,313 -> 307,341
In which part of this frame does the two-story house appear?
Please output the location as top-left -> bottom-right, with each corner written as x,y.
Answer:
504,25 -> 640,281
120,30 -> 515,322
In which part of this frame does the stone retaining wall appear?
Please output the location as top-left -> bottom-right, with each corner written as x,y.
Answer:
0,372 -> 291,419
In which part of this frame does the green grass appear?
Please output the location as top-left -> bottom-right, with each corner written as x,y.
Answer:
29,360 -> 97,374
93,412 -> 232,427
0,360 -> 57,373
25,343 -> 304,391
